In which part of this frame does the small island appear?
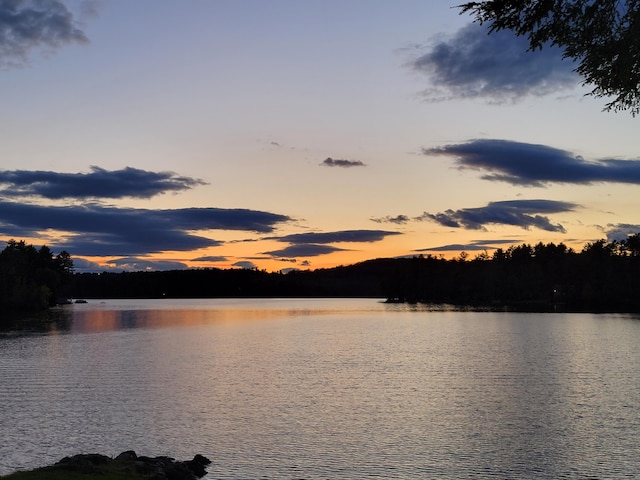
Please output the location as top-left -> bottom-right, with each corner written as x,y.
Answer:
0,451 -> 211,480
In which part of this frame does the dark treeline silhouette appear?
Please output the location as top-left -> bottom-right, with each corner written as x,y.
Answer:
0,240 -> 73,311
61,234 -> 640,312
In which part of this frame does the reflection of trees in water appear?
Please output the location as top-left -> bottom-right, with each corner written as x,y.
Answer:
0,307 -> 73,335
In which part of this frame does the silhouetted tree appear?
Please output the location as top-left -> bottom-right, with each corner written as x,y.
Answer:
0,240 -> 73,312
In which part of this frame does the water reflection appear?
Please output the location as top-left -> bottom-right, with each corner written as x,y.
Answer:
1,304 -> 640,478
0,308 -> 73,335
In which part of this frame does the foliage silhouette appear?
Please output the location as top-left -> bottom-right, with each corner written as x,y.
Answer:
0,240 -> 73,313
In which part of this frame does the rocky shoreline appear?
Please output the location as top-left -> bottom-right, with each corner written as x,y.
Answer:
2,451 -> 211,480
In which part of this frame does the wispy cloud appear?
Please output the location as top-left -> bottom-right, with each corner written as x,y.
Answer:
370,214 -> 411,224
417,199 -> 576,233
0,166 -> 207,199
0,201 -> 292,256
0,0 -> 89,67
321,157 -> 366,168
425,139 -> 640,187
410,23 -> 578,103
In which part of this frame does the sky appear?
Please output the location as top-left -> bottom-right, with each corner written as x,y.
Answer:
0,0 -> 639,273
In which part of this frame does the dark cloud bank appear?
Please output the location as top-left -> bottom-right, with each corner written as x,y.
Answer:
374,200 -> 576,233
417,199 -> 575,233
411,23 -> 578,102
0,165 -> 404,269
0,0 -> 89,66
0,166 -> 207,199
426,139 -> 640,187
0,201 -> 292,256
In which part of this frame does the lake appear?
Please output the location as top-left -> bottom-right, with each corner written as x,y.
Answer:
1,298 -> 639,479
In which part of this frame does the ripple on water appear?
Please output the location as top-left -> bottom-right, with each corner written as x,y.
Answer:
1,304 -> 640,478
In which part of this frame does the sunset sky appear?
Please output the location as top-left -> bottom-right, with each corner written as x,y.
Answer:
1,0 -> 639,273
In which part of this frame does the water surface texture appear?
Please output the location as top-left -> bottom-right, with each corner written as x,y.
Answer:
1,298 -> 639,479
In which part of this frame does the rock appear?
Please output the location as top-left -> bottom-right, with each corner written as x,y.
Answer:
115,450 -> 137,462
45,451 -> 211,479
184,454 -> 212,478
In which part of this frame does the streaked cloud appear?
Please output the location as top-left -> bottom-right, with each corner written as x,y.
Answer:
410,23 -> 578,102
414,239 -> 518,252
261,229 -> 400,259
191,255 -> 228,262
417,199 -> 577,233
321,157 -> 366,168
269,229 -> 401,244
0,201 -> 292,256
262,244 -> 346,258
0,166 -> 207,199
106,257 -> 188,272
0,0 -> 89,67
71,256 -> 188,273
426,139 -> 640,187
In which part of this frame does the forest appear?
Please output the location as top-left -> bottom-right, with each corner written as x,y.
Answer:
2,235 -> 640,313
65,235 -> 640,313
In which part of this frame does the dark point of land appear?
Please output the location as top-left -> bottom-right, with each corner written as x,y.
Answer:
0,451 -> 211,480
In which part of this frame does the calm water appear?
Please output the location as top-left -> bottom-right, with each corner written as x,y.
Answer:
1,298 -> 639,479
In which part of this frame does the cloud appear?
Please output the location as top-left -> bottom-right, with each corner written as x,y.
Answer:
0,0 -> 89,67
262,244 -> 346,258
71,256 -> 188,273
0,201 -> 292,256
106,257 -> 188,272
269,229 -> 401,244
370,214 -> 411,224
278,258 -> 297,263
605,224 -> 640,242
232,261 -> 257,269
426,139 -> 640,186
414,239 -> 518,252
321,157 -> 366,168
0,166 -> 207,199
191,255 -> 227,262
261,229 -> 401,259
417,199 -> 576,233
410,23 -> 578,102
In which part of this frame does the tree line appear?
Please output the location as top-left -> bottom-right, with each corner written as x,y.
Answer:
3,235 -> 640,313
64,234 -> 640,312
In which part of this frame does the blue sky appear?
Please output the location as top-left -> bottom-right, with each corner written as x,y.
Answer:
1,0 -> 639,272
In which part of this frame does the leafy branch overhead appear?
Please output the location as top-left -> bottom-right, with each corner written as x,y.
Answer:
458,0 -> 640,114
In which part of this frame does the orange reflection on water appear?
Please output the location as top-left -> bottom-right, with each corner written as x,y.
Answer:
69,307 -> 293,333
